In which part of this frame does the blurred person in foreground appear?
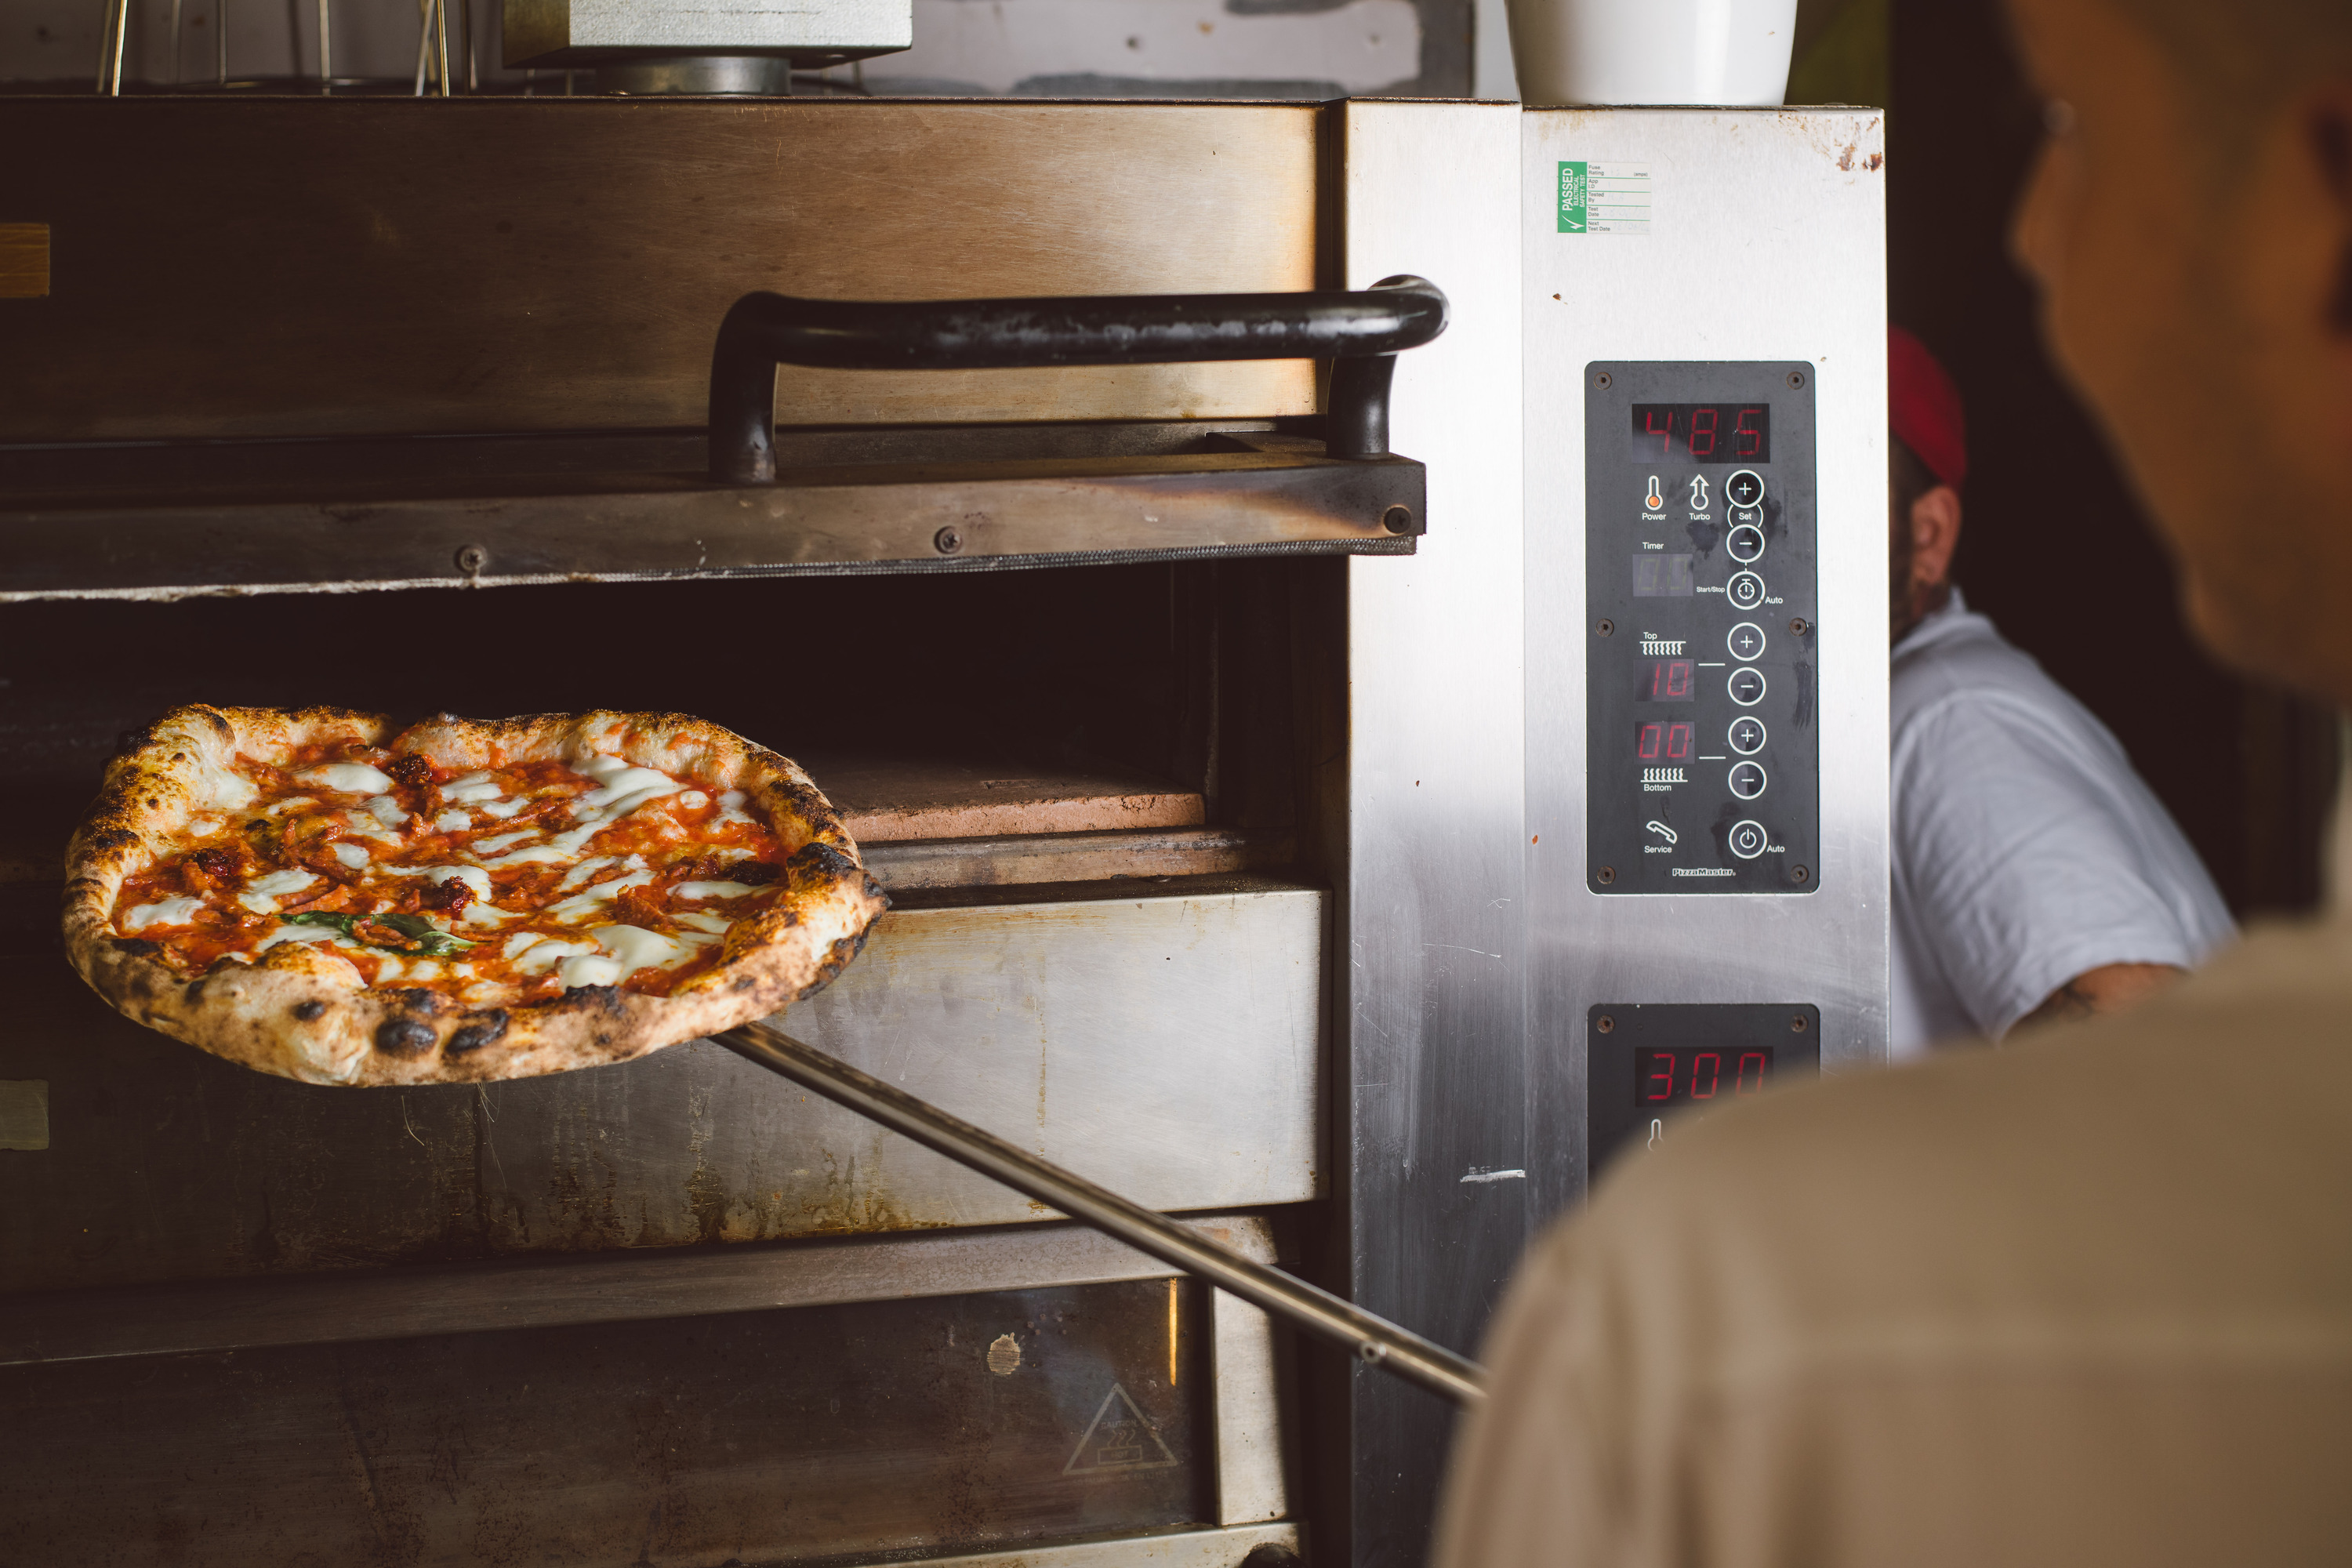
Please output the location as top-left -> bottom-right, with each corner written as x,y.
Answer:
1884,325 -> 2232,1052
1435,2 -> 2352,1564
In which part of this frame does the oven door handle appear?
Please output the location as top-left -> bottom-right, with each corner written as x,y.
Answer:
707,275 -> 1448,484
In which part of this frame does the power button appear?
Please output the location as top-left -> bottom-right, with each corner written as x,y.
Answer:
1727,819 -> 1769,860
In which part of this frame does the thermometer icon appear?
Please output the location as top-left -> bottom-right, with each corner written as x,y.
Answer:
1688,474 -> 1711,510
1644,476 -> 1664,510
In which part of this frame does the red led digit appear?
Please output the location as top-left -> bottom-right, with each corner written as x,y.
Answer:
1638,723 -> 1663,760
1665,659 -> 1692,698
1690,407 -> 1718,459
1735,408 -> 1764,458
1641,1051 -> 1674,1103
1666,722 -> 1693,760
1737,1052 -> 1768,1093
1644,408 -> 1675,456
1691,1052 -> 1720,1098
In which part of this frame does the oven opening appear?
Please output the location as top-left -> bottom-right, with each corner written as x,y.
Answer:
0,555 -> 1330,949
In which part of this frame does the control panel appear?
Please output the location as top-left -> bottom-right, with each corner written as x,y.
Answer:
1586,363 -> 1818,894
1586,1003 -> 1821,1180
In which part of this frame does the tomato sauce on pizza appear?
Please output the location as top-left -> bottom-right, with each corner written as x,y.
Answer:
110,739 -> 790,1006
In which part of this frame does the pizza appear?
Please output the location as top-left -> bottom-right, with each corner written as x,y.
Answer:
63,706 -> 887,1087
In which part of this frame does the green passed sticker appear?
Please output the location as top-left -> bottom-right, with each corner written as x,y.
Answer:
1558,162 -> 1653,236
1558,161 -> 1589,233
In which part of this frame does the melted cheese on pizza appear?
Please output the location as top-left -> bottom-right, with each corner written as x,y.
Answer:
109,740 -> 793,1006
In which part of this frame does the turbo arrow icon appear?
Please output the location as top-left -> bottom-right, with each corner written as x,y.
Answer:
1688,474 -> 1710,510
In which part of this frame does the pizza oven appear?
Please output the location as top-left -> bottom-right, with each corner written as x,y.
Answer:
0,93 -> 1528,1568
0,93 -> 1890,1568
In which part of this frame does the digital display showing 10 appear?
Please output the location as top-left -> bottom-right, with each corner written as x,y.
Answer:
1641,659 -> 1694,701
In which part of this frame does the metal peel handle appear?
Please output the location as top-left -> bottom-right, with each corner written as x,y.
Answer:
717,1020 -> 1487,1407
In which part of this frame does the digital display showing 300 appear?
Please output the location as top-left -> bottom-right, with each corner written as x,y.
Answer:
1634,1046 -> 1776,1107
1629,403 -> 1770,464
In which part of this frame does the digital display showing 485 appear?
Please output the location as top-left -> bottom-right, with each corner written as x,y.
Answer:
1630,403 -> 1770,463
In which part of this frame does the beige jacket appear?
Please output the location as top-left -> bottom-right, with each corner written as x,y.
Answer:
1434,920 -> 2352,1568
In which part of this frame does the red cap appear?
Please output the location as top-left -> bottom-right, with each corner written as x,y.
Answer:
1889,326 -> 1967,490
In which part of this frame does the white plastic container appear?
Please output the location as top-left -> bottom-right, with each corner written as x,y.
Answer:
1505,0 -> 1798,106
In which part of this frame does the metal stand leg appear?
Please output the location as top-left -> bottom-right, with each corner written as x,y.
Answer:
316,0 -> 329,93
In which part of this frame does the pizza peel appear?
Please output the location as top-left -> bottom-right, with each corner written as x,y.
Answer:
712,1019 -> 1486,1406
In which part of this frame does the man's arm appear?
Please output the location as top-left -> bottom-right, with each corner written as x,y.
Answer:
2016,960 -> 2181,1030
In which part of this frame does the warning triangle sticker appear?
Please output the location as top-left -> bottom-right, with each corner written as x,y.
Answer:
1062,1382 -> 1180,1475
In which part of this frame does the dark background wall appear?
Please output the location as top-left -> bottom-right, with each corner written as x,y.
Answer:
1889,0 -> 2339,916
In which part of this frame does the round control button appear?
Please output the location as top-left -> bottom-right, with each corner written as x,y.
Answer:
1729,761 -> 1768,800
1726,571 -> 1766,609
1726,470 -> 1765,508
1729,667 -> 1768,706
1727,621 -> 1767,661
1726,524 -> 1766,563
1729,716 -> 1767,754
1727,819 -> 1769,860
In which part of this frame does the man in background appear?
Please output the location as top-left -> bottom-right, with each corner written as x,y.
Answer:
1885,325 -> 2231,1052
1436,1 -> 2352,1563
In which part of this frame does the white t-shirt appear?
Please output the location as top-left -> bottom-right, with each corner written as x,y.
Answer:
1890,589 -> 2234,1055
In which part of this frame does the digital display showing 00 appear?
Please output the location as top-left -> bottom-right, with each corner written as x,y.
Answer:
1630,403 -> 1770,464
1634,1046 -> 1776,1108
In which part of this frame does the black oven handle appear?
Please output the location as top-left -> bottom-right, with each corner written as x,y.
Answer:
707,275 -> 1449,484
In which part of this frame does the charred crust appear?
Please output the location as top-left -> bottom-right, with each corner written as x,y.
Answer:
292,1000 -> 326,1022
550,985 -> 627,1017
787,841 -> 858,886
373,1016 -> 438,1057
445,1011 -> 509,1054
111,937 -> 160,957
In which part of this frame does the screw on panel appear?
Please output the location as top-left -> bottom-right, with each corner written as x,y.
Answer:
1787,370 -> 1808,390
934,526 -> 964,555
1791,864 -> 1810,884
1596,866 -> 1617,884
1382,505 -> 1415,535
1595,1014 -> 1616,1033
455,544 -> 488,574
1789,617 -> 1809,634
1594,370 -> 1613,389
1595,619 -> 1614,637
1791,1014 -> 1809,1032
